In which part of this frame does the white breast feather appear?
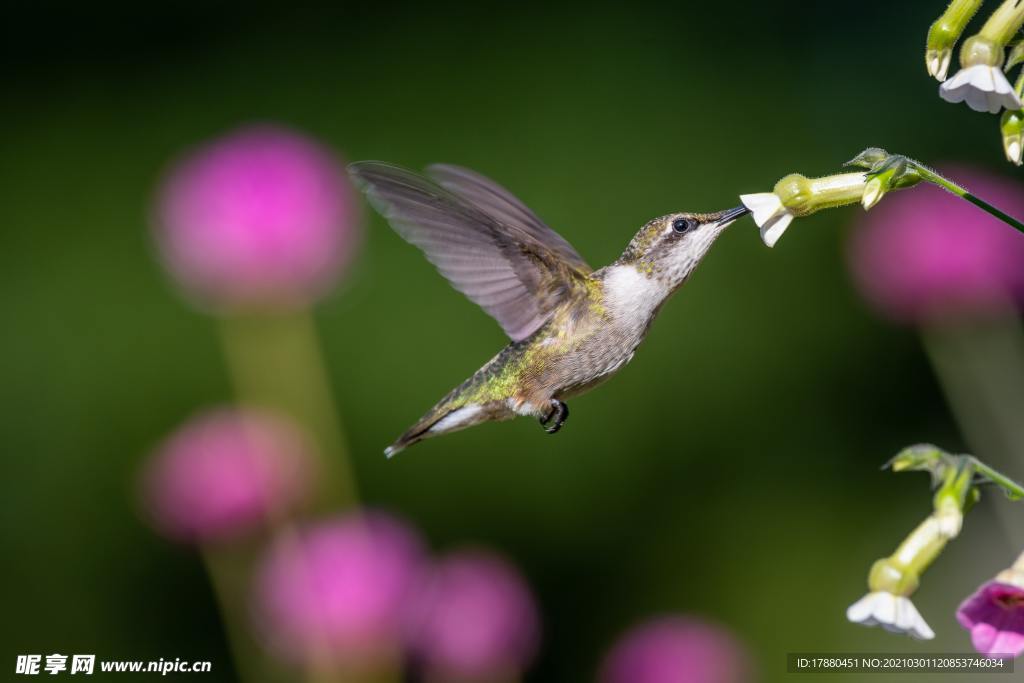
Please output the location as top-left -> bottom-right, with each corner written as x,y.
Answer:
603,265 -> 670,326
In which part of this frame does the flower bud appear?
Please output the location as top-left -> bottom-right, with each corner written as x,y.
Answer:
885,444 -> 945,475
926,0 -> 984,81
1002,108 -> 1024,165
846,147 -> 891,170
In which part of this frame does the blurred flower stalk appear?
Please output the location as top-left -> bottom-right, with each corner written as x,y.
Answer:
146,124 -> 371,683
155,125 -> 362,509
926,0 -> 1024,160
742,148 -> 1024,248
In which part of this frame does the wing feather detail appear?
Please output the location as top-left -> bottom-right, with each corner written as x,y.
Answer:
426,164 -> 593,274
350,161 -> 591,341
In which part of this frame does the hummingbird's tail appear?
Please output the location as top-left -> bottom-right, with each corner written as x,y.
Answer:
384,399 -> 514,458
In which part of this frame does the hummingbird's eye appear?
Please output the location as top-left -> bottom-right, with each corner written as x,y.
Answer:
672,218 -> 697,234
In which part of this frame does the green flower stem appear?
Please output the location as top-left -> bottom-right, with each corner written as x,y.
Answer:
980,0 -> 1024,47
217,310 -> 373,683
896,158 -> 1024,234
971,457 -> 1024,499
201,550 -> 269,683
219,310 -> 359,508
934,459 -> 976,512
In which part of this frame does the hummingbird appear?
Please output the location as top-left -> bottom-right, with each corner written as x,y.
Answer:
349,162 -> 749,457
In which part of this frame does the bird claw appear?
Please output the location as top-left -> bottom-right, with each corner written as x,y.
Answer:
539,400 -> 569,434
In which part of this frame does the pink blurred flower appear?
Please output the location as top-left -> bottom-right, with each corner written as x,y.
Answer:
254,512 -> 425,668
154,125 -> 359,309
957,581 -> 1024,658
600,616 -> 749,683
407,549 -> 540,680
847,166 -> 1024,323
140,408 -> 312,542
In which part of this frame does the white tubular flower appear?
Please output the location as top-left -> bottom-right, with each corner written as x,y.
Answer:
739,193 -> 793,248
941,4 -> 1024,113
740,172 -> 867,248
940,64 -> 1023,113
846,592 -> 935,640
848,516 -> 949,640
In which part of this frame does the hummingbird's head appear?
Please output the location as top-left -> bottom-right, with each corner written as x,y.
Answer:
617,206 -> 749,288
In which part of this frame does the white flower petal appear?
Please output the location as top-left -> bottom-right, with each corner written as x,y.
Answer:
759,211 -> 793,248
966,87 -> 995,113
899,599 -> 935,640
939,68 -> 973,102
994,71 -> 1016,95
937,53 -> 951,82
739,193 -> 783,225
910,616 -> 935,640
893,598 -> 915,630
940,65 -> 1023,112
847,589 -> 888,626
996,88 -> 1024,112
875,591 -> 897,625
846,592 -> 935,640
970,64 -> 997,92
740,193 -> 795,247
846,593 -> 882,625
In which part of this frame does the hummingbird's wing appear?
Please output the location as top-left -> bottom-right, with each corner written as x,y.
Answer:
425,164 -> 592,274
350,161 -> 592,342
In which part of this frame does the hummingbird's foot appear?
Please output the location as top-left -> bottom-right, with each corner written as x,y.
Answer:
539,400 -> 569,434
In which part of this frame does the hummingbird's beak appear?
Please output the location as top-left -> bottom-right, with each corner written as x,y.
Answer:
714,205 -> 750,228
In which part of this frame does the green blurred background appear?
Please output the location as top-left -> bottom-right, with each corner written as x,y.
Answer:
2,0 -> 1021,680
